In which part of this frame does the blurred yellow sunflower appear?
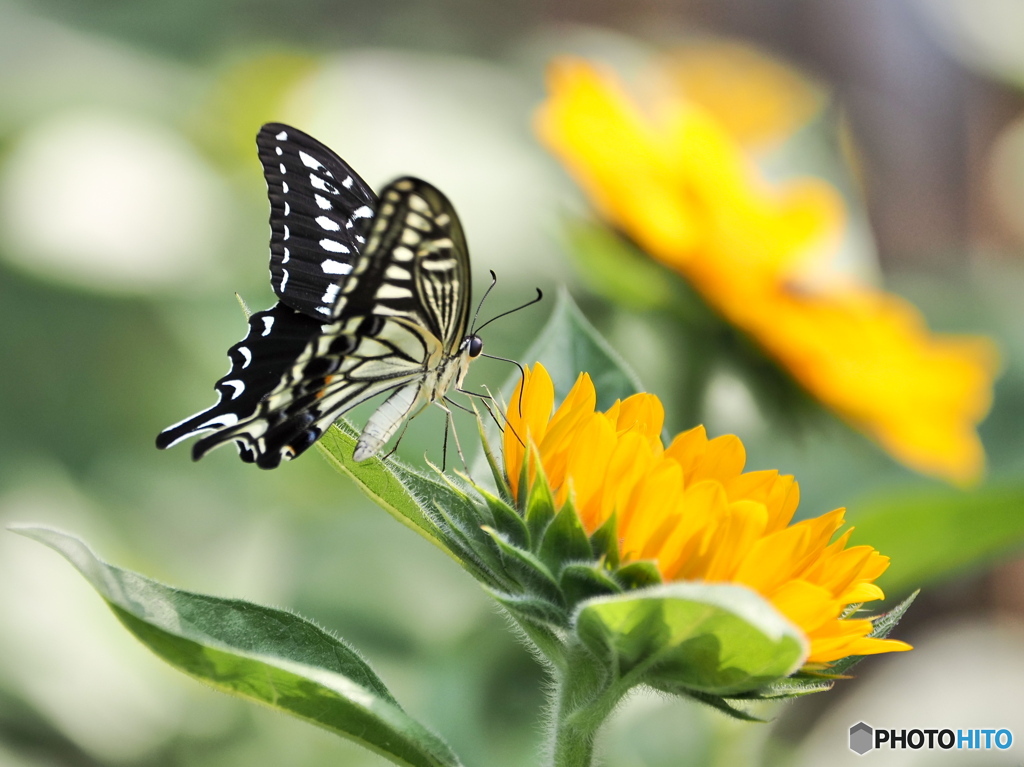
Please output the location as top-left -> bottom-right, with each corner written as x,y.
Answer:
535,56 -> 998,485
504,363 -> 911,665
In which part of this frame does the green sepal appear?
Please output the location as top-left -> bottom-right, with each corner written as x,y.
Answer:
486,589 -> 570,635
672,689 -> 765,723
574,583 -> 808,697
472,400 -> 515,506
523,452 -> 557,546
15,526 -> 463,767
589,513 -> 620,569
613,560 -> 663,590
827,590 -> 918,676
538,502 -> 594,576
481,526 -> 565,607
474,485 -> 530,551
559,563 -> 623,606
735,676 -> 836,699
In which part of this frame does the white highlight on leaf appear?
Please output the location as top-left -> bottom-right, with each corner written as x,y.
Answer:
276,131 -> 287,140
315,215 -> 340,231
321,259 -> 352,275
298,151 -> 325,171
315,194 -> 332,210
261,316 -> 275,336
319,238 -> 349,253
238,346 -> 252,368
321,283 -> 340,304
222,380 -> 246,399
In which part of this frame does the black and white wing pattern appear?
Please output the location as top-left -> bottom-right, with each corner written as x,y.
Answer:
158,171 -> 481,469
155,303 -> 323,463
257,123 -> 377,319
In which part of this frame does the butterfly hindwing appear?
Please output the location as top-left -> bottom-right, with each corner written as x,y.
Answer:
257,123 -> 378,319
155,302 -> 325,460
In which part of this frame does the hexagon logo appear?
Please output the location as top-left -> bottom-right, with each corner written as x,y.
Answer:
850,722 -> 874,755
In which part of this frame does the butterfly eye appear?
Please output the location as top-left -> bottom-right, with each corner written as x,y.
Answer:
467,335 -> 484,358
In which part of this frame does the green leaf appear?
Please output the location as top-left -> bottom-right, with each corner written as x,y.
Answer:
317,423 -> 444,546
14,526 -> 462,767
574,582 -> 807,696
562,219 -> 675,312
317,423 -> 493,584
848,483 -> 1024,596
517,288 -> 643,410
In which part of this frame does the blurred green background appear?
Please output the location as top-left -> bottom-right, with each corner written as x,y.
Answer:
3,1 -> 1024,765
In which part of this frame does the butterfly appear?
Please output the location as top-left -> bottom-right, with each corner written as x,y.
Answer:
156,123 -> 483,468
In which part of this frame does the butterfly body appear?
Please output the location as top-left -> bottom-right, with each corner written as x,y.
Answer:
157,125 -> 481,468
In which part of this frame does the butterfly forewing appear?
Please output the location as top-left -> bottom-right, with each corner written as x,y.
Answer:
257,123 -> 377,319
159,167 -> 478,468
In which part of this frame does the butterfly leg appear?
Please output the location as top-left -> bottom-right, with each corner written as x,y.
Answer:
436,399 -> 470,475
380,417 -> 416,462
460,386 -> 525,449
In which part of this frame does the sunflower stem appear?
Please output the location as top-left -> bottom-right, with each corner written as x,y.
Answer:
546,642 -> 623,767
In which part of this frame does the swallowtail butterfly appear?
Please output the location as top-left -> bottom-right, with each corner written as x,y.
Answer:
157,123 -> 483,468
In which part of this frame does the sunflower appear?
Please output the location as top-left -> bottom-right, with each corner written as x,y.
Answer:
536,57 -> 998,485
504,363 -> 911,664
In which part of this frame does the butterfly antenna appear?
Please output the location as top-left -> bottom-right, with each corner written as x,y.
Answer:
469,270 -> 499,335
474,288 -> 544,335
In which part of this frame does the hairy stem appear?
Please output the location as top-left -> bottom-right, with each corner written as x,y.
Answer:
546,643 -> 624,767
